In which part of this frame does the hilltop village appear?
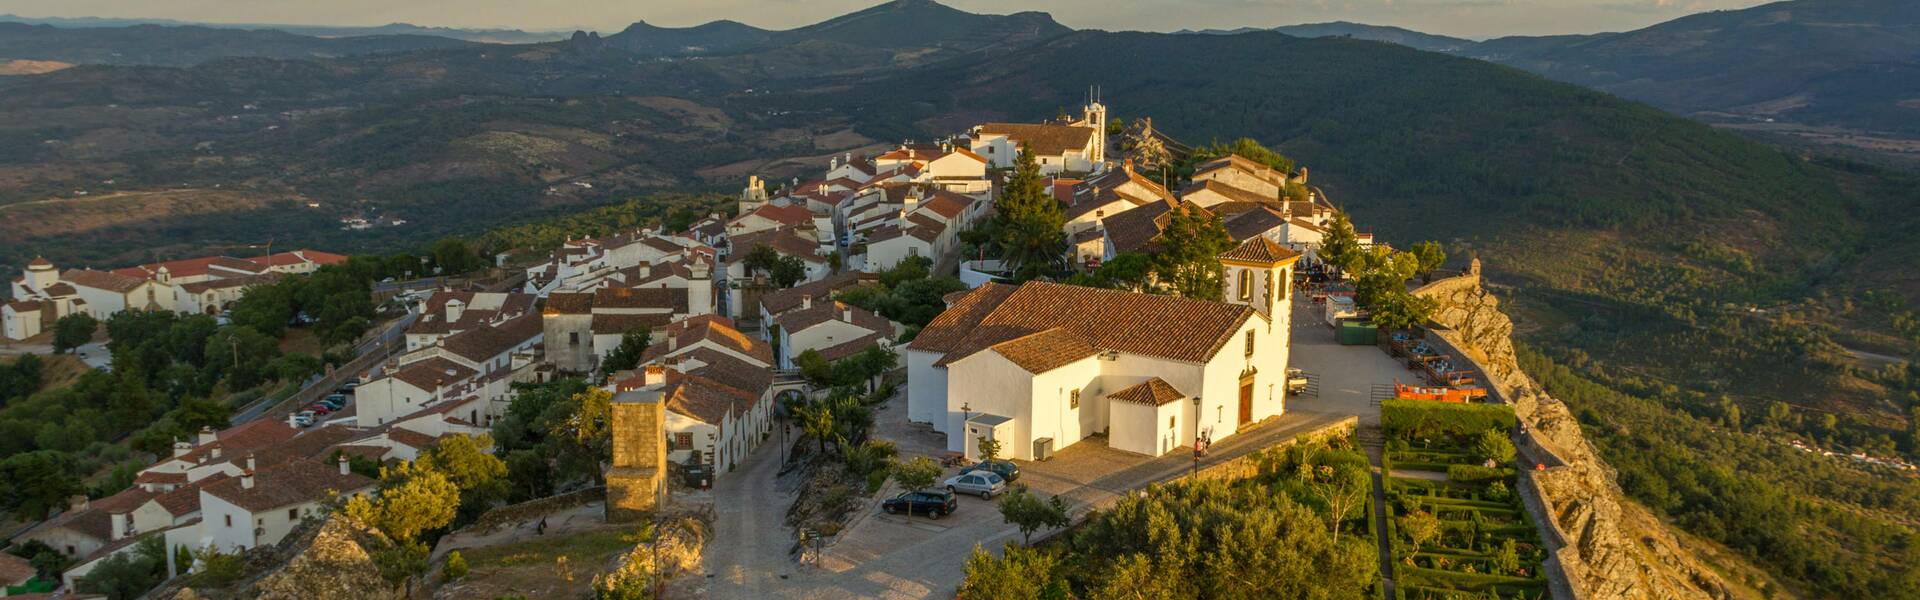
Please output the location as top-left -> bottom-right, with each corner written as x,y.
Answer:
0,99 -> 1584,600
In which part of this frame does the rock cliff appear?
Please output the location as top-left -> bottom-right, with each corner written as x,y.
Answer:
160,517 -> 403,600
1417,263 -> 1734,600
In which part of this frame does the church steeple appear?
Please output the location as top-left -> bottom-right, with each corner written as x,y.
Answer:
1217,237 -> 1301,318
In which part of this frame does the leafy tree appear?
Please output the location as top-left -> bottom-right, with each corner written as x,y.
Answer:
1318,211 -> 1360,275
1368,290 -> 1438,332
226,282 -> 294,337
201,326 -> 281,389
794,401 -> 836,455
169,396 -> 234,434
742,244 -> 808,287
1473,429 -> 1516,464
430,238 -> 485,275
598,327 -> 651,378
958,544 -> 1070,600
188,546 -> 243,587
1191,137 -> 1295,173
0,450 -> 81,520
546,388 -> 614,485
1719,396 -> 1743,432
344,460 -> 461,543
1065,252 -> 1155,292
419,433 -> 509,524
53,313 -> 98,354
891,455 -> 942,493
1398,509 -> 1441,560
997,486 -> 1071,545
1147,206 -> 1235,300
796,349 -> 836,388
1299,460 -> 1369,545
1409,240 -> 1447,283
76,535 -> 165,600
1766,401 -> 1793,430
993,144 -> 1068,281
1909,407 -> 1919,453
976,437 -> 1002,464
853,345 -> 897,392
269,352 -> 324,384
0,353 -> 45,405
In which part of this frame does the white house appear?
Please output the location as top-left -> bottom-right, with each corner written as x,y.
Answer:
770,298 -> 900,368
906,237 -> 1300,459
173,457 -> 375,557
968,101 -> 1107,175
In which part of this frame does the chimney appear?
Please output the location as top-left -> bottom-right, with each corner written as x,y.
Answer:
68,495 -> 89,512
644,364 -> 666,386
110,512 -> 129,541
668,335 -> 678,351
338,454 -> 351,476
241,470 -> 254,489
173,440 -> 192,458
245,453 -> 256,472
198,426 -> 217,446
802,295 -> 812,310
209,445 -> 222,460
446,298 -> 465,324
842,306 -> 853,323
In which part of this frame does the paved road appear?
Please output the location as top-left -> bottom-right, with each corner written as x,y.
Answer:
230,311 -> 413,425
705,429 -> 804,600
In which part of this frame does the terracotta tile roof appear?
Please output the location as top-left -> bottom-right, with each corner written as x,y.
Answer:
661,371 -> 757,425
1099,198 -> 1179,254
60,269 -> 146,293
153,473 -> 232,517
741,202 -> 814,227
201,459 -> 375,513
773,300 -> 893,337
41,282 -> 77,296
384,428 -> 439,450
1218,236 -> 1300,265
408,292 -> 536,335
813,331 -> 888,362
976,123 -> 1096,157
679,348 -> 773,397
918,190 -> 975,220
592,286 -> 687,313
988,327 -> 1099,374
389,357 -> 477,391
250,250 -> 349,268
0,551 -> 36,585
544,292 -> 594,315
179,272 -> 283,294
641,316 -> 773,366
1109,377 -> 1187,406
910,284 -> 1021,353
441,313 -> 543,363
758,272 -> 868,316
1193,154 -> 1291,188
207,256 -> 270,274
133,470 -> 188,486
167,419 -> 301,466
1182,179 -> 1272,205
5,300 -> 41,313
113,256 -> 227,280
725,227 -> 825,265
26,256 -> 51,268
592,313 -> 674,335
917,281 -> 1256,366
1289,218 -> 1329,234
1223,207 -> 1288,242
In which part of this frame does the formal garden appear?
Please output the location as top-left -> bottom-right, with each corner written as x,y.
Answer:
1378,400 -> 1548,599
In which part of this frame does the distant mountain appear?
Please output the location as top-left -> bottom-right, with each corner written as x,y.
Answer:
1180,21 -> 1475,53
773,0 -> 1067,51
0,14 -> 569,44
0,22 -> 473,67
600,20 -> 772,55
1466,0 -> 1920,135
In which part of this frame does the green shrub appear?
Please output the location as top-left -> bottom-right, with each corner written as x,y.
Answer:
1445,465 -> 1514,485
442,551 -> 468,580
1382,401 -> 1516,441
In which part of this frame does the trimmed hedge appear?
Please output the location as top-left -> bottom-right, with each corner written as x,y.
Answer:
1446,464 -> 1515,484
1382,400 -> 1516,440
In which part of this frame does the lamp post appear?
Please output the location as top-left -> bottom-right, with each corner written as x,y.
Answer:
1191,396 -> 1204,478
960,402 -> 973,461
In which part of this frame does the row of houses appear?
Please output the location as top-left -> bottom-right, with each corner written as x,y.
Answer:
4,249 -> 346,340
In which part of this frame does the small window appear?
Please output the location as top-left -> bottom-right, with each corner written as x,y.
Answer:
1069,389 -> 1080,409
224,515 -> 232,528
1245,330 -> 1256,356
288,508 -> 299,520
1276,269 -> 1288,300
675,432 -> 695,449
1169,416 -> 1177,430
1237,269 -> 1251,301
569,332 -> 579,345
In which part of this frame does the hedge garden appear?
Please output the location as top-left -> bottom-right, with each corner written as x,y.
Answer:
1380,400 -> 1548,599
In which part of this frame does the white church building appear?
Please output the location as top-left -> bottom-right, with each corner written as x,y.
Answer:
905,237 -> 1300,459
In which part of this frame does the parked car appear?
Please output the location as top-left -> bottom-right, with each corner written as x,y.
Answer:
316,399 -> 344,411
295,411 -> 316,427
944,471 -> 1006,499
881,489 -> 957,519
1287,368 -> 1310,394
961,460 -> 1020,483
338,382 -> 360,393
308,404 -> 332,416
325,393 -> 349,403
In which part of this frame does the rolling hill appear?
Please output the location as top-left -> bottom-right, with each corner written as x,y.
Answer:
0,21 -> 474,67
1183,21 -> 1476,53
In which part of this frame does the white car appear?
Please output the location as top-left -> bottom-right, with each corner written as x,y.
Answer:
295,411 -> 317,427
943,471 -> 1007,499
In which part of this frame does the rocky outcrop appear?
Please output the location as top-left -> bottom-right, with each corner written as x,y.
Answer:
160,517 -> 403,600
1417,263 -> 1733,600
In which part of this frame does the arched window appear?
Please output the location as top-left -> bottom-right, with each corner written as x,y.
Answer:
1236,269 -> 1251,301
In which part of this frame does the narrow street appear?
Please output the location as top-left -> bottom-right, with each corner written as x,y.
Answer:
703,427 -> 805,600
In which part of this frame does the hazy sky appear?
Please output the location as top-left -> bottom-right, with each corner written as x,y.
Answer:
0,0 -> 1776,40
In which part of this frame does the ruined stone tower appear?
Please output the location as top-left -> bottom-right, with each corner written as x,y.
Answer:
605,384 -> 668,523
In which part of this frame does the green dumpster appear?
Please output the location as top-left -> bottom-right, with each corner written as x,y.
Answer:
1337,321 -> 1378,345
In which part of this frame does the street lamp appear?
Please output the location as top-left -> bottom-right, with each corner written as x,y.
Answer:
960,402 -> 972,459
1191,396 -> 1204,478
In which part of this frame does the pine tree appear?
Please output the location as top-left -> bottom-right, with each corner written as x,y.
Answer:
992,144 -> 1068,281
1319,211 -> 1361,275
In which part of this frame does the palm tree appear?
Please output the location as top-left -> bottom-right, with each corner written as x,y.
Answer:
794,401 -> 836,456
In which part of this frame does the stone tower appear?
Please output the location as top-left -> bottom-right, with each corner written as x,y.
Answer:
738,175 -> 769,216
1082,98 -> 1107,164
1217,236 -> 1300,320
605,385 -> 668,523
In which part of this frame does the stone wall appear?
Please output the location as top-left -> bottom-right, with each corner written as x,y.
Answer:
1416,269 -> 1734,600
1182,417 -> 1358,484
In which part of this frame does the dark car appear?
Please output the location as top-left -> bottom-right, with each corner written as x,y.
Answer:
881,490 -> 956,519
961,460 -> 1020,483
